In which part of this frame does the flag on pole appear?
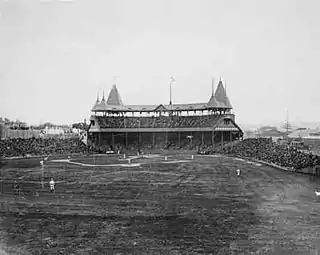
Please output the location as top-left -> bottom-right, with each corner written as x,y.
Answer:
170,76 -> 176,83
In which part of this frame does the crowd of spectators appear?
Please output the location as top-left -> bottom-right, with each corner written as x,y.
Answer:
96,115 -> 222,129
4,135 -> 319,172
203,138 -> 320,170
0,137 -> 90,158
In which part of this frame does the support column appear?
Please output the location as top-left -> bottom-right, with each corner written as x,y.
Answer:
178,132 -> 181,147
152,132 -> 155,147
221,131 -> 224,145
140,132 -> 143,147
201,131 -> 204,145
112,133 -> 115,148
165,132 -> 168,145
230,131 -> 232,142
212,131 -> 214,145
125,132 -> 128,147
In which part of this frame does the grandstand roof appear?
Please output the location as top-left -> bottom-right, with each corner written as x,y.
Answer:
91,82 -> 233,112
215,80 -> 232,109
107,85 -> 123,106
91,102 -> 212,112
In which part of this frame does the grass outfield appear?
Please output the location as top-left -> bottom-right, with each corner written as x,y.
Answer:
0,154 -> 320,254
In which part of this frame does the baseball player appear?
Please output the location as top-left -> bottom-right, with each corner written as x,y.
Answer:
49,178 -> 55,193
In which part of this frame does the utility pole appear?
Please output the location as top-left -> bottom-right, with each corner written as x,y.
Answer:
284,108 -> 291,142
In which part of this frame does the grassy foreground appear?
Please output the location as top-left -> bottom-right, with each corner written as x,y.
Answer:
0,154 -> 319,254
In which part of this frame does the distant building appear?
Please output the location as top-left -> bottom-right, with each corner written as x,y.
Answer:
289,129 -> 320,139
258,129 -> 284,142
43,126 -> 65,135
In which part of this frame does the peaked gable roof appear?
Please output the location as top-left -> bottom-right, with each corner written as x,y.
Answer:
107,85 -> 123,106
213,117 -> 243,134
154,104 -> 168,111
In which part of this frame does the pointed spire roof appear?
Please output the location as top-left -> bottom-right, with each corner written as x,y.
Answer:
215,80 -> 226,100
223,96 -> 232,109
214,80 -> 232,109
107,85 -> 123,106
207,77 -> 224,108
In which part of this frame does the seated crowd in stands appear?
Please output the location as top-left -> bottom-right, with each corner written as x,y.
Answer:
203,138 -> 320,170
2,136 -> 319,172
96,115 -> 222,129
0,137 -> 90,157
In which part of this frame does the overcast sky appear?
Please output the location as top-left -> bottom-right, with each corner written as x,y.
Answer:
0,0 -> 319,126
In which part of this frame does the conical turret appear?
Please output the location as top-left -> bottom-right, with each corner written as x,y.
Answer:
207,78 -> 224,108
214,79 -> 232,109
208,94 -> 224,108
107,85 -> 123,105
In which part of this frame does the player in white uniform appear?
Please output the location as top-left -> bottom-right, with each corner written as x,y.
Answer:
49,178 -> 55,193
236,169 -> 241,177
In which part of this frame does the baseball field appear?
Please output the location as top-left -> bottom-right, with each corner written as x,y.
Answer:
0,152 -> 319,254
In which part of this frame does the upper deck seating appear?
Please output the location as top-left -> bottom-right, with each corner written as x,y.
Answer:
96,115 -> 223,129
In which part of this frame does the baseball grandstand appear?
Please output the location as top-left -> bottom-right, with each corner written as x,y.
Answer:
1,80 -> 320,254
88,80 -> 243,152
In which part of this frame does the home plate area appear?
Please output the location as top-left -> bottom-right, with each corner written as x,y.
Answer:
0,154 -> 320,254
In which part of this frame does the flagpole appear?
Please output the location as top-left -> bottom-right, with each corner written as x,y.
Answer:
169,80 -> 172,105
212,77 -> 214,96
169,76 -> 175,105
